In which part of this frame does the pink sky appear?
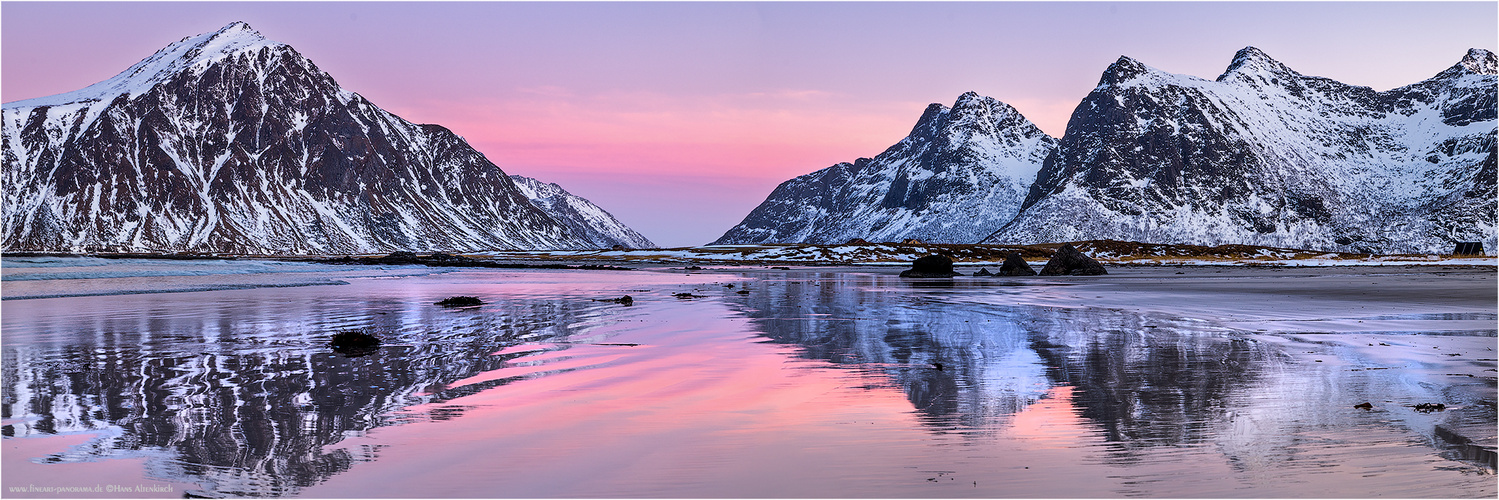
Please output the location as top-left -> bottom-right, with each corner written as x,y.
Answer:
4,2 -> 1495,247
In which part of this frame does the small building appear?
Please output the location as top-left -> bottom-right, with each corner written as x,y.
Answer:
1453,242 -> 1484,255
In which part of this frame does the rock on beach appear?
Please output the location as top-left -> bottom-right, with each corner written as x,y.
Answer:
900,255 -> 963,278
997,252 -> 1038,276
1038,244 -> 1107,276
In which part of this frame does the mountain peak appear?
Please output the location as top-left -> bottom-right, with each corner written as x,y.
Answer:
952,91 -> 996,112
195,21 -> 267,46
1219,46 -> 1299,80
1460,48 -> 1497,75
219,21 -> 258,35
6,22 -> 284,108
181,21 -> 278,63
1097,56 -> 1152,87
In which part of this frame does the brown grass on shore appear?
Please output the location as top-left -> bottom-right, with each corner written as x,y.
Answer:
5,239 -> 1491,267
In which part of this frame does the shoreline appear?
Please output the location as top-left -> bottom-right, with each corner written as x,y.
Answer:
4,238 -> 1497,269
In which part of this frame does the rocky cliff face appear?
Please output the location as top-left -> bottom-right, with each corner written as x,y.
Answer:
713,92 -> 1057,244
986,47 -> 1496,254
3,22 -> 638,254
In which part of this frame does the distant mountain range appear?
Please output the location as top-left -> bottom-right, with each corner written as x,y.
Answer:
718,47 -> 1496,255
507,175 -> 654,249
2,22 -> 653,254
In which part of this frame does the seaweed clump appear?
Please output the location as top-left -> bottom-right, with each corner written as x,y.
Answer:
436,296 -> 484,307
330,331 -> 382,357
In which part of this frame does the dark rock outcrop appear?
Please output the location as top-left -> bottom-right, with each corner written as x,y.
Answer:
899,254 -> 963,278
974,267 -> 994,276
997,252 -> 1038,276
1038,244 -> 1107,276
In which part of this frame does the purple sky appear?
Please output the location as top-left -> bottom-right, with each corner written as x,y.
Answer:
4,2 -> 1495,247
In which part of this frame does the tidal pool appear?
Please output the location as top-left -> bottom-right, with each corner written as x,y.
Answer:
2,260 -> 1494,497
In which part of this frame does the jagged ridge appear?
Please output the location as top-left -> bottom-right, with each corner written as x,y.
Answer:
985,46 -> 1496,254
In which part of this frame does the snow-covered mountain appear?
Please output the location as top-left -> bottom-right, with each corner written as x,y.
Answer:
713,92 -> 1057,244
718,47 -> 1494,254
986,47 -> 1496,254
2,22 -> 644,254
508,175 -> 655,249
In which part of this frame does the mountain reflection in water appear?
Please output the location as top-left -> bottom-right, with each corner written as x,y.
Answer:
3,277 -> 634,497
1,267 -> 1491,497
726,272 -> 1273,446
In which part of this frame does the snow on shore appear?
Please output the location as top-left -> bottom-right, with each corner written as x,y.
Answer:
481,242 -> 1497,267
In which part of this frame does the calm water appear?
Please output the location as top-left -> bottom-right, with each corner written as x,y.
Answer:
1,260 -> 1494,497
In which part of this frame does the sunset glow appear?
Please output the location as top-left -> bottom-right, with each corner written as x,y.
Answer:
4,2 -> 1494,246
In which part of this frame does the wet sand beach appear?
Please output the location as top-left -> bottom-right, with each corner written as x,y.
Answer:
2,258 -> 1494,497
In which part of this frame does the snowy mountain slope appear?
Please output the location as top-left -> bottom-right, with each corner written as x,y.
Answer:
508,175 -> 655,249
986,47 -> 1496,254
2,22 -> 633,254
714,92 -> 1057,244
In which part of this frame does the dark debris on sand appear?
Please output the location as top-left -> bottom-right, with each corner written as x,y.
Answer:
330,331 -> 382,357
1412,403 -> 1447,413
595,295 -> 634,305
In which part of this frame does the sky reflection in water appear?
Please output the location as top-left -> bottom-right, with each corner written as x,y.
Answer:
2,266 -> 1493,497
